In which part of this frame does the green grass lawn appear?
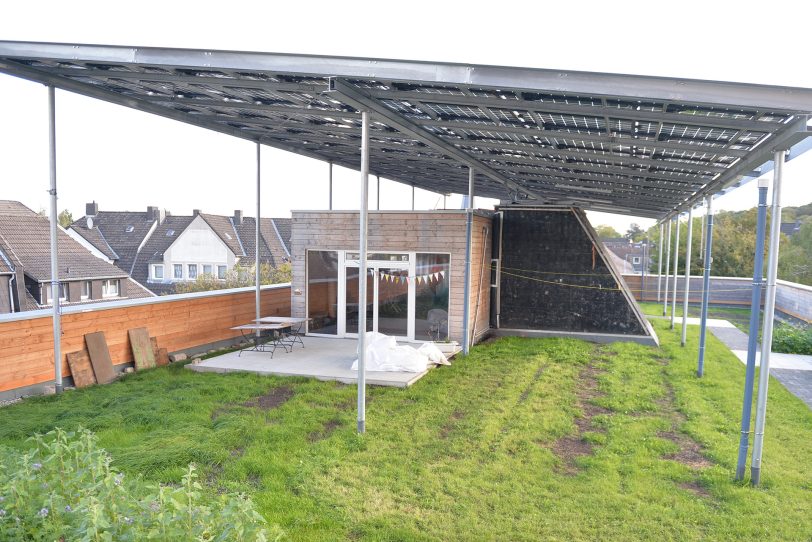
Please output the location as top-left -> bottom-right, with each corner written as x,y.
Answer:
2,321 -> 811,541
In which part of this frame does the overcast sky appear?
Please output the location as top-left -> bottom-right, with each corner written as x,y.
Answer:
1,0 -> 811,234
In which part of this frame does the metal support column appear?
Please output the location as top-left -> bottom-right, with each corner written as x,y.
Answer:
699,203 -> 706,261
328,161 -> 333,211
255,142 -> 261,338
47,85 -> 63,394
376,175 -> 380,210
357,111 -> 370,434
657,223 -> 664,303
681,207 -> 694,346
462,168 -> 474,355
663,219 -> 672,316
751,150 -> 786,486
670,215 -> 681,329
735,177 -> 769,480
697,196 -> 714,377
411,184 -> 415,210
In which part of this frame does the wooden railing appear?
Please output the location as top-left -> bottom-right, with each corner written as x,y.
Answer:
0,284 -> 291,395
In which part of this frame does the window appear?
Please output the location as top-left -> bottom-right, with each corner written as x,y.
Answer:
45,283 -> 67,303
307,251 -> 339,335
173,264 -> 183,279
414,253 -> 450,340
81,281 -> 91,300
217,265 -> 227,280
632,256 -> 641,264
102,279 -> 119,298
188,264 -> 198,280
203,264 -> 213,276
153,264 -> 164,280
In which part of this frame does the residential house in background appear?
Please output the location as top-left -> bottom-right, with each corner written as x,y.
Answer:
780,221 -> 802,237
601,237 -> 653,274
0,201 -> 154,314
69,203 -> 291,295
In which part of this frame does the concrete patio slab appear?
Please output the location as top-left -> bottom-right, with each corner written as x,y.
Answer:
186,336 -> 444,388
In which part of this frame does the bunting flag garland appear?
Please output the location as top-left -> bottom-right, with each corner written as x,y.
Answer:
377,269 -> 447,285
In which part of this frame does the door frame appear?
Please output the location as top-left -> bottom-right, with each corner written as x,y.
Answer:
342,253 -> 415,340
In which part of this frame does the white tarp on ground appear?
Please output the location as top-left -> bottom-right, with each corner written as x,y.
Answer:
351,332 -> 448,373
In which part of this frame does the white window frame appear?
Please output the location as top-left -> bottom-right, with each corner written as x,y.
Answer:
173,264 -> 183,280
217,265 -> 227,280
188,264 -> 198,280
153,264 -> 164,280
102,279 -> 119,298
45,283 -> 67,303
81,280 -> 91,300
632,256 -> 641,264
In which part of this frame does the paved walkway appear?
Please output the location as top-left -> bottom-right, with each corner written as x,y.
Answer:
706,323 -> 812,410
656,314 -> 812,409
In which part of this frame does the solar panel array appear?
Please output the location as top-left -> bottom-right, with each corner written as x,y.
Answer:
0,51 -> 807,218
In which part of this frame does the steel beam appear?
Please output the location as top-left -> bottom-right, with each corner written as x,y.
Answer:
47,85 -> 63,394
330,78 -> 539,201
357,110 -> 370,434
681,206 -> 693,346
366,89 -> 784,132
697,196 -> 714,377
751,150 -> 786,486
4,41 -> 812,111
735,177 -> 769,480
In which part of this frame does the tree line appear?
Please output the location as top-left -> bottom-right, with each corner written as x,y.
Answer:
612,202 -> 812,286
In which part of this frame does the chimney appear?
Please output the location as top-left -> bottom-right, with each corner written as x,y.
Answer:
86,201 -> 99,216
233,210 -> 243,225
193,209 -> 201,217
146,206 -> 163,224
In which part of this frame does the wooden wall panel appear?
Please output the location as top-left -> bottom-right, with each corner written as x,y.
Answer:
292,211 -> 493,344
0,287 -> 291,394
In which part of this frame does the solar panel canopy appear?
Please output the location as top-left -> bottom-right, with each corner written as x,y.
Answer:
1,41 -> 811,219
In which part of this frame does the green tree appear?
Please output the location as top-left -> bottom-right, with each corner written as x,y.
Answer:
779,221 -> 812,285
594,224 -> 622,239
58,208 -> 74,228
625,223 -> 645,241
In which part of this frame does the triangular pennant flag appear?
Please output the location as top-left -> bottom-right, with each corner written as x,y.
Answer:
440,270 -> 446,278
433,272 -> 439,281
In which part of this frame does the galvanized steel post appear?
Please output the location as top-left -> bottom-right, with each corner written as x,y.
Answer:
328,161 -> 333,210
670,215 -> 680,329
751,150 -> 786,485
663,219 -> 672,316
255,143 -> 261,340
462,168 -> 474,355
681,207 -> 693,346
657,223 -> 664,303
697,196 -> 714,377
357,111 -> 370,434
735,177 -> 769,480
48,85 -> 63,394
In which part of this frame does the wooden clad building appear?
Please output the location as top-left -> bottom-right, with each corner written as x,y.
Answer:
291,210 -> 492,345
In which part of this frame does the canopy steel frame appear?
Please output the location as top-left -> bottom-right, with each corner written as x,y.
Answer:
2,40 -> 812,219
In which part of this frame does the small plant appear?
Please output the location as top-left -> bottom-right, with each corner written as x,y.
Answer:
772,322 -> 812,355
0,427 -> 281,541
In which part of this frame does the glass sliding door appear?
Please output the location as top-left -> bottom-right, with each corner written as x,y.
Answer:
414,253 -> 450,340
345,265 -> 373,335
307,251 -> 339,335
376,267 -> 409,337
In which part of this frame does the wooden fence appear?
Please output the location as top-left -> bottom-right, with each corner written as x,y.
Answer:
0,284 -> 291,396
